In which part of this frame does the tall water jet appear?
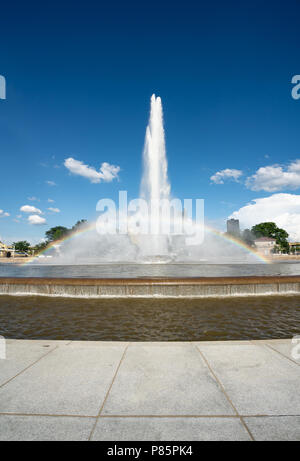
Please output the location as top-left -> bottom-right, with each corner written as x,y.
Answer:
140,94 -> 170,204
138,94 -> 171,259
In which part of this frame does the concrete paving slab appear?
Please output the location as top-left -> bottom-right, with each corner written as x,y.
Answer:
253,339 -> 291,344
194,341 -> 252,346
0,414 -> 94,441
67,341 -> 129,348
92,416 -> 251,441
102,344 -> 235,416
0,341 -> 57,387
264,342 -> 300,365
0,345 -> 125,416
244,416 -> 300,441
0,340 -> 298,440
128,342 -> 193,347
197,343 -> 300,415
13,340 -> 70,346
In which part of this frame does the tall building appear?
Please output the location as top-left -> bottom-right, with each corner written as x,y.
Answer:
227,218 -> 240,237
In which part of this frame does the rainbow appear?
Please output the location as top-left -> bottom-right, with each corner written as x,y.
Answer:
22,222 -> 270,265
204,225 -> 270,263
21,223 -> 96,266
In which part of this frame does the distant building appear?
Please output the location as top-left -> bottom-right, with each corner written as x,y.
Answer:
289,242 -> 300,254
254,237 -> 276,256
226,219 -> 240,237
0,241 -> 14,258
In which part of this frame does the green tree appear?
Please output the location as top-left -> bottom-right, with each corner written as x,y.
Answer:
12,241 -> 31,253
33,241 -> 48,254
251,222 -> 289,253
45,226 -> 69,242
72,219 -> 87,231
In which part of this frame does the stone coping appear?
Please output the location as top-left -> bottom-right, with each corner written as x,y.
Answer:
1,275 -> 300,286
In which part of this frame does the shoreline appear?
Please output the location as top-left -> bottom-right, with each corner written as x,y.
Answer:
1,255 -> 300,265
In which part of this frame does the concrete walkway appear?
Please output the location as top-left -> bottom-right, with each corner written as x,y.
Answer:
0,339 -> 299,441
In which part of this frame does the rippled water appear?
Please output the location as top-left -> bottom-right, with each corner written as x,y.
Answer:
1,262 -> 300,278
0,294 -> 299,341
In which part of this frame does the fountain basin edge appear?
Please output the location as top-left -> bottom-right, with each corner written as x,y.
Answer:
0,276 -> 300,298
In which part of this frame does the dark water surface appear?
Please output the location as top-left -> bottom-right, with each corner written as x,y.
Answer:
0,294 -> 299,341
1,262 -> 300,278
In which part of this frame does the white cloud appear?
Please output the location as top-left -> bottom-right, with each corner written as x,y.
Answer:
27,196 -> 39,201
246,160 -> 300,192
46,180 -> 57,186
210,169 -> 243,184
48,198 -> 55,203
0,210 -> 10,218
28,215 -> 46,225
20,205 -> 42,214
48,207 -> 60,213
230,193 -> 300,241
64,157 -> 120,184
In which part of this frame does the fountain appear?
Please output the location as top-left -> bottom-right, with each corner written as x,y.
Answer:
35,94 -> 264,265
24,94 -> 258,264
138,94 -> 171,260
141,95 -> 170,211
28,93 -> 202,264
2,93 -> 300,296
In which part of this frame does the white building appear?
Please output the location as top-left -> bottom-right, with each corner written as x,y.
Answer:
254,237 -> 276,256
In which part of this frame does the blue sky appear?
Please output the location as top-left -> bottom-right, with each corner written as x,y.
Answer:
1,0 -> 300,243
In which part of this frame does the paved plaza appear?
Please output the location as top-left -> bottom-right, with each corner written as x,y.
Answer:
0,339 -> 299,441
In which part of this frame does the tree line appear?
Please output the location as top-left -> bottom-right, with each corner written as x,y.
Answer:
227,222 -> 291,254
12,220 -> 87,254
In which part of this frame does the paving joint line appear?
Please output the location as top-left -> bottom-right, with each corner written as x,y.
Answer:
88,343 -> 130,441
97,414 -> 300,418
195,344 -> 255,441
257,341 -> 300,367
0,412 -> 96,418
0,345 -> 59,390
